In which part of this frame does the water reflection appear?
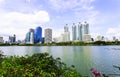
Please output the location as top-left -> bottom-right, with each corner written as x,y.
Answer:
71,46 -> 93,76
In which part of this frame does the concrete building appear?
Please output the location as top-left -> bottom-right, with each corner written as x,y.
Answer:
45,28 -> 52,43
0,37 -> 3,43
83,34 -> 91,42
72,23 -> 77,41
78,22 -> 83,41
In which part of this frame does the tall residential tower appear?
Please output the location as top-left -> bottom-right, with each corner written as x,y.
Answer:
78,22 -> 83,41
64,24 -> 70,42
72,23 -> 77,41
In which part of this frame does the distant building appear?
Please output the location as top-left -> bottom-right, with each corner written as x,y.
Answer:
0,37 -> 3,43
96,35 -> 104,41
29,28 -> 34,44
112,36 -> 116,41
72,23 -> 77,41
78,22 -> 83,41
25,26 -> 43,44
34,26 -> 42,43
9,34 -> 16,44
45,28 -> 52,43
64,24 -> 70,42
83,34 -> 91,42
25,32 -> 30,43
83,22 -> 89,34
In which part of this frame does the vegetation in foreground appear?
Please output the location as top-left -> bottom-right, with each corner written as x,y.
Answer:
0,51 -> 120,77
0,52 -> 87,77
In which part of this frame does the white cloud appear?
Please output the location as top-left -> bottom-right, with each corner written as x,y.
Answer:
48,0 -> 95,11
0,0 -> 3,2
106,25 -> 120,37
0,11 -> 50,40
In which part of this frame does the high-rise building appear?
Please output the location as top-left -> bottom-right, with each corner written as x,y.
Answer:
0,37 -> 3,43
78,22 -> 83,41
29,28 -> 34,44
45,28 -> 52,43
83,22 -> 89,34
9,34 -> 16,44
72,23 -> 77,41
64,24 -> 70,42
25,32 -> 30,43
64,24 -> 69,32
34,26 -> 42,43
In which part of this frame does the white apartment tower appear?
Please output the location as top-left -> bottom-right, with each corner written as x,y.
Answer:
83,22 -> 89,34
72,23 -> 77,41
45,28 -> 52,43
78,22 -> 83,41
64,24 -> 70,42
29,28 -> 34,44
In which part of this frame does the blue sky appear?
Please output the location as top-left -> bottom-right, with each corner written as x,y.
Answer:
0,0 -> 120,40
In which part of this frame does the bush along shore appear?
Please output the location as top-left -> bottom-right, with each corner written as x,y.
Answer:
1,41 -> 120,46
0,52 -> 87,77
0,51 -> 119,77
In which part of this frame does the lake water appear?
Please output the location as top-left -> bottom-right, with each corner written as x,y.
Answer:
0,46 -> 120,76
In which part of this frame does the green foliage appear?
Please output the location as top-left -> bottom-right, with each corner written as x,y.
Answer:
0,52 -> 85,77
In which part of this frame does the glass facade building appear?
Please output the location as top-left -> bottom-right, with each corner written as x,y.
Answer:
34,26 -> 42,43
26,32 -> 30,43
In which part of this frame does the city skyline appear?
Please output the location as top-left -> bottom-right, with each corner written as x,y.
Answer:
0,0 -> 120,41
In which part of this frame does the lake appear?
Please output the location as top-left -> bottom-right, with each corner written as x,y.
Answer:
0,46 -> 120,76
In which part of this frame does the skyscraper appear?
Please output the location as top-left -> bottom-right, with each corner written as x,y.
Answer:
9,34 -> 16,44
0,37 -> 3,43
34,26 -> 42,43
82,22 -> 91,42
25,32 -> 30,43
64,24 -> 70,42
78,22 -> 83,41
83,22 -> 89,34
64,24 -> 68,32
45,28 -> 52,43
72,23 -> 77,41
29,28 -> 34,44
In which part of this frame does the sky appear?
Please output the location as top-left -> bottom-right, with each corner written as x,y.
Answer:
0,0 -> 120,41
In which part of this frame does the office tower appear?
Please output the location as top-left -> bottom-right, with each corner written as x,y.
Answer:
9,34 -> 16,44
34,26 -> 42,43
83,22 -> 89,34
45,28 -> 52,43
0,37 -> 3,43
72,23 -> 77,41
64,24 -> 70,42
78,22 -> 83,41
25,32 -> 31,43
29,28 -> 34,44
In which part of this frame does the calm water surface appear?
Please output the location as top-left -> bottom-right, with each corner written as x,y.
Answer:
1,46 -> 120,76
